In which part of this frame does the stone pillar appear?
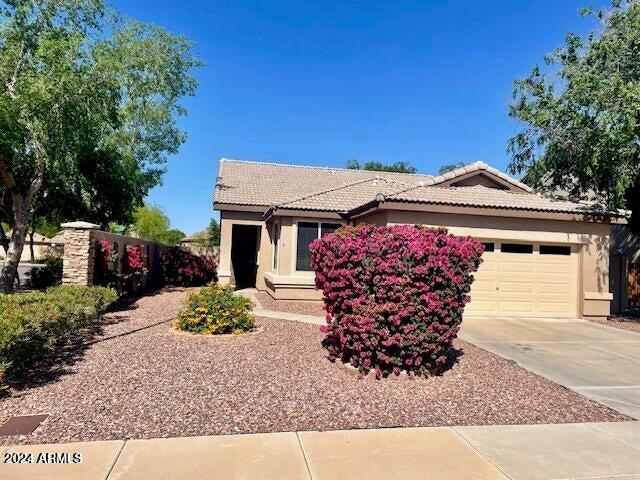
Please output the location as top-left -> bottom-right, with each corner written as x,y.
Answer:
61,221 -> 99,286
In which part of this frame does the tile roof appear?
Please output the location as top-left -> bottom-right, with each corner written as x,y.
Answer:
214,158 -> 606,217
214,158 -> 434,207
275,177 -> 416,212
386,185 -> 594,214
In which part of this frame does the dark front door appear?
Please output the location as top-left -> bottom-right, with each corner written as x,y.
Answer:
231,225 -> 260,289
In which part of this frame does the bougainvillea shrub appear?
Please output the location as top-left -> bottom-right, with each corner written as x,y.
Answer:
161,247 -> 217,286
121,243 -> 148,291
309,224 -> 483,378
94,240 -> 119,289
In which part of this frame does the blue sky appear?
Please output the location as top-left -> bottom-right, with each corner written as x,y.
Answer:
112,0 -> 608,234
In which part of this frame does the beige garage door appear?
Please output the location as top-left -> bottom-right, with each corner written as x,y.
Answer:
464,242 -> 578,318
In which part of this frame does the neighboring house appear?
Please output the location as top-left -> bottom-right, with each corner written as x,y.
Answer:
0,232 -> 53,263
181,231 -> 220,263
213,158 -> 625,321
180,230 -> 208,248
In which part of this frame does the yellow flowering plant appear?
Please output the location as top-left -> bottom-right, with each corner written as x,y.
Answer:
174,284 -> 255,335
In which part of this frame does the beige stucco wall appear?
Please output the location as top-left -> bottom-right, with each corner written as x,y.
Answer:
218,207 -> 614,318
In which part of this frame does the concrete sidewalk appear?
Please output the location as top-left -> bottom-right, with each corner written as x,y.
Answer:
3,422 -> 640,479
239,288 -> 325,326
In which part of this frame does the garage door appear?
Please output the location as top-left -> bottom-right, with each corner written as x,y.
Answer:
464,242 -> 578,317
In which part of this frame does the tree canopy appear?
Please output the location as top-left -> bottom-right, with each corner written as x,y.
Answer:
207,218 -> 220,246
130,205 -> 170,242
159,228 -> 186,246
507,0 -> 640,230
346,159 -> 417,174
0,0 -> 201,290
129,205 -> 184,245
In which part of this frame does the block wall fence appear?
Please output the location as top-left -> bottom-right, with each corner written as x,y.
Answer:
61,221 -> 173,289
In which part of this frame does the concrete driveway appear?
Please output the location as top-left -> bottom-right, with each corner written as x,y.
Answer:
460,316 -> 640,419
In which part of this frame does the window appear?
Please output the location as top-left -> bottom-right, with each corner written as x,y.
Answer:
501,243 -> 533,254
272,223 -> 280,270
296,221 -> 341,271
540,245 -> 571,256
482,242 -> 495,252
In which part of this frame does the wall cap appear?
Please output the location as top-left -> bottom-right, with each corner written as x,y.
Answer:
61,221 -> 99,230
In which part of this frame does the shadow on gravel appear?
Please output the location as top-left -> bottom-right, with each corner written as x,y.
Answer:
338,344 -> 465,380
0,288 -> 174,398
441,345 -> 465,373
610,314 -> 640,324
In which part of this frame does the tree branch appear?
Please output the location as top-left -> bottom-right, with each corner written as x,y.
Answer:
24,122 -> 46,206
5,40 -> 25,100
0,155 -> 17,191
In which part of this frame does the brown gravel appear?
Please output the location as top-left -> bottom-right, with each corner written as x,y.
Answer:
0,288 -> 627,446
592,314 -> 640,334
256,291 -> 325,316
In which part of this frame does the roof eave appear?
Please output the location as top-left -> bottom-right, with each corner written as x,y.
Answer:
379,200 -> 624,223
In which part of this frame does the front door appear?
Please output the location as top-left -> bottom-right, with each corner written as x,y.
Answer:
231,225 -> 260,289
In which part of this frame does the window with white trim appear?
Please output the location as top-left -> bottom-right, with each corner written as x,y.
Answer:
296,221 -> 341,271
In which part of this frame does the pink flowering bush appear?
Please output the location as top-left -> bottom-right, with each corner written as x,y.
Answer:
161,247 -> 217,286
309,224 -> 483,378
94,240 -> 119,289
121,243 -> 149,291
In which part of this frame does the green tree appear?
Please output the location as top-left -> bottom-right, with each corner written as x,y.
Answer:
507,0 -> 640,230
34,219 -> 60,239
159,228 -> 185,246
345,160 -> 417,174
438,162 -> 466,175
0,0 -> 200,290
131,205 -> 170,242
207,218 -> 220,246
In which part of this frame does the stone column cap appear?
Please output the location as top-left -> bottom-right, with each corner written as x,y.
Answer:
61,221 -> 100,229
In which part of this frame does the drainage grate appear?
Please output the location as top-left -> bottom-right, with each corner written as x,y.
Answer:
0,414 -> 49,436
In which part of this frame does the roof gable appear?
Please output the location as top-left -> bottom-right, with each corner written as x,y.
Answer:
430,162 -> 532,192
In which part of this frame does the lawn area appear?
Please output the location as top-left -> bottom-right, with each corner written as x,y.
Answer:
0,288 -> 626,446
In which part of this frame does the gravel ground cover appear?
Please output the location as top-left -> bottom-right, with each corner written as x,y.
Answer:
0,288 -> 627,445
256,291 -> 325,316
592,314 -> 640,334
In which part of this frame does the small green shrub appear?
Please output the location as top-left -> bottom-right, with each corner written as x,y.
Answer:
25,256 -> 63,290
174,284 -> 254,335
0,286 -> 117,383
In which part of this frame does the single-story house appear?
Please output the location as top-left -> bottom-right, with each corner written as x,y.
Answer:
0,232 -> 54,263
213,158 -> 625,321
180,231 -> 209,247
